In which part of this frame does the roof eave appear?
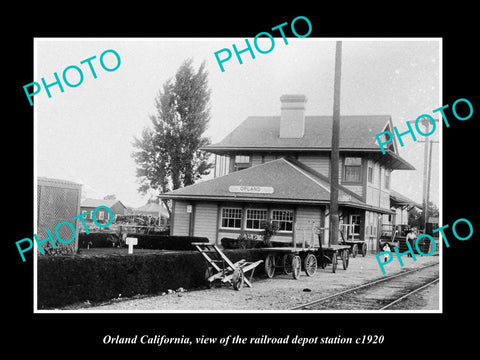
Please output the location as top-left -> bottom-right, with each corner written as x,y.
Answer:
369,150 -> 416,170
160,193 -> 331,205
202,146 -> 391,154
160,194 -> 394,214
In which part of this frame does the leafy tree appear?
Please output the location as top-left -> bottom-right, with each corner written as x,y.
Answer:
132,59 -> 213,216
408,201 -> 439,229
103,194 -> 116,200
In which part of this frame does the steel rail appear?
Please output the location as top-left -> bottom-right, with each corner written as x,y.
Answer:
379,277 -> 439,310
291,261 -> 439,310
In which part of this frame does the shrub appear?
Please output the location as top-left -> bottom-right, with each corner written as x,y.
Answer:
220,237 -> 238,249
222,237 -> 304,249
124,234 -> 209,250
261,220 -> 279,247
221,234 -> 262,249
37,248 -> 266,309
78,232 -> 120,248
42,241 -> 76,256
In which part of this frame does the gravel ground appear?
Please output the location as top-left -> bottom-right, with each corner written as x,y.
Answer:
386,281 -> 440,310
63,253 -> 441,312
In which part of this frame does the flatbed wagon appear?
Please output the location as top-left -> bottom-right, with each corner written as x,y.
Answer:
259,244 -> 351,279
339,239 -> 368,258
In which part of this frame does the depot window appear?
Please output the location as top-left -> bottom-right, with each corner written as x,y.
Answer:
272,210 -> 294,232
234,155 -> 251,171
384,170 -> 390,189
221,208 -> 242,229
343,157 -> 362,183
245,209 -> 268,230
367,164 -> 373,183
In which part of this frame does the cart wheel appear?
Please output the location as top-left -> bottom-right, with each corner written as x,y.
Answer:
304,253 -> 317,276
283,254 -> 293,275
232,268 -> 244,291
265,254 -> 276,278
362,243 -> 367,257
292,255 -> 301,279
331,254 -> 337,273
342,250 -> 349,270
204,267 -> 214,288
352,244 -> 358,258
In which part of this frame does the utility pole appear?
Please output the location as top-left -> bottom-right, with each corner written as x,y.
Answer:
408,117 -> 439,234
422,120 -> 431,234
329,41 -> 342,246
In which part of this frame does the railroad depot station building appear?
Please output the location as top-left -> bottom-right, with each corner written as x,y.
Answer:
161,95 -> 417,253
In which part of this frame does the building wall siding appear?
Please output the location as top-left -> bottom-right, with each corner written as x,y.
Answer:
110,202 -> 126,215
193,202 -> 218,244
263,154 -> 277,163
251,154 -> 263,166
343,184 -> 363,197
365,159 -> 391,209
172,201 -> 190,236
297,154 -> 330,176
294,206 -> 322,247
380,190 -> 390,209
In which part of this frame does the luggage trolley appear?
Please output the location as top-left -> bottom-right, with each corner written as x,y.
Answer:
338,224 -> 368,258
192,242 -> 263,291
260,241 -> 351,279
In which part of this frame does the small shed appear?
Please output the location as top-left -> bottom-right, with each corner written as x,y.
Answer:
37,177 -> 82,255
80,198 -> 127,224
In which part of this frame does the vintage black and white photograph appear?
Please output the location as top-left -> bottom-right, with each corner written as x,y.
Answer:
33,37 -> 441,313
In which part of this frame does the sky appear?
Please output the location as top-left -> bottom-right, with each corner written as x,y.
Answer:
35,38 -> 440,209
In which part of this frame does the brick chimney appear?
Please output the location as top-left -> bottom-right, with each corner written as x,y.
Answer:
279,94 -> 307,138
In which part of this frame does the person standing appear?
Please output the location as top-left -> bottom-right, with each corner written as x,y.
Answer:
406,229 -> 417,257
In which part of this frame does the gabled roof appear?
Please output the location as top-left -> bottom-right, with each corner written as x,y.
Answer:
390,189 -> 423,210
161,158 -> 393,214
81,198 -> 127,209
204,115 -> 392,151
203,115 -> 415,170
134,202 -> 169,217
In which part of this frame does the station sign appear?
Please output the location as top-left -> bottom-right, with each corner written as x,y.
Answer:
228,186 -> 274,194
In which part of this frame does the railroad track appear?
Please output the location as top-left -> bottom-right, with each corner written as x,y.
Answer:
291,261 -> 439,311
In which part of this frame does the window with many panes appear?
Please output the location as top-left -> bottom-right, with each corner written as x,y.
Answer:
221,208 -> 242,229
272,210 -> 294,232
344,157 -> 362,183
384,170 -> 390,189
245,209 -> 268,230
349,214 -> 361,238
234,155 -> 250,171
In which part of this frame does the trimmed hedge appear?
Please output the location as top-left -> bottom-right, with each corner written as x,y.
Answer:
221,237 -> 262,249
37,249 -> 266,309
125,234 -> 209,250
78,233 -> 209,250
221,237 -> 303,249
78,232 -> 119,248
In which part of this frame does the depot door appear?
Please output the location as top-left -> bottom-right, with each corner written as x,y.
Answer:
348,214 -> 361,240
